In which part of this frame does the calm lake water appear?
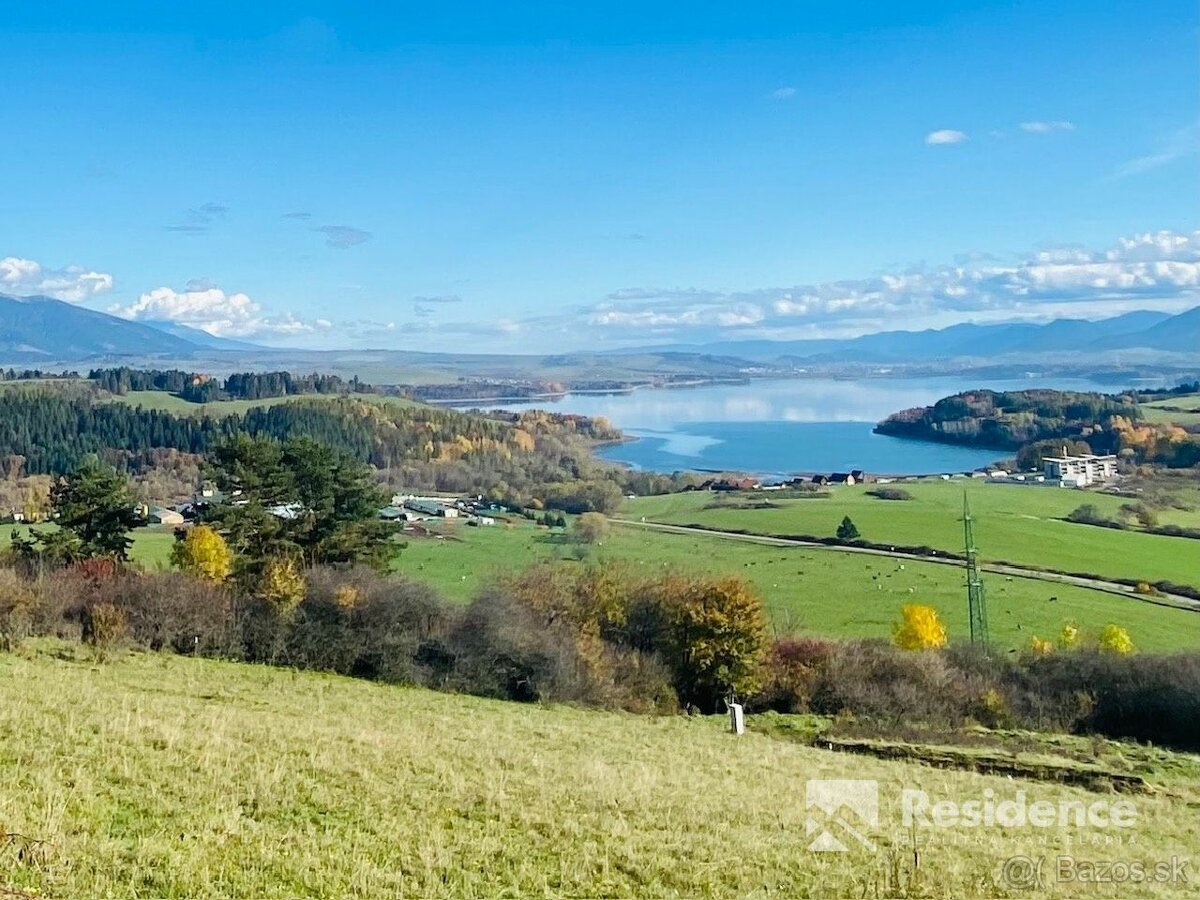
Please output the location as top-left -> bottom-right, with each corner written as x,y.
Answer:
484,376 -> 1129,477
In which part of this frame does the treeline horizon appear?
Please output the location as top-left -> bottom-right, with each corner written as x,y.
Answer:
0,382 -> 698,513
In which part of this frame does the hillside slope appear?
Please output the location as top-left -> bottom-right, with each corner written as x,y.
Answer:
1,645 -> 1196,898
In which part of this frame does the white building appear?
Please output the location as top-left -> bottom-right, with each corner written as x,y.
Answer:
1043,452 -> 1118,486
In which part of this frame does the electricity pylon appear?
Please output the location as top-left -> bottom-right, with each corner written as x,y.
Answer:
963,491 -> 989,649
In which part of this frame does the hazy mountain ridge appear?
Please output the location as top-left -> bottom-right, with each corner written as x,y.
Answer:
647,307 -> 1195,363
2,292 -> 1198,370
0,294 -> 254,360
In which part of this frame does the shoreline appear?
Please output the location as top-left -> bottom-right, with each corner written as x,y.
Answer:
428,377 -> 753,407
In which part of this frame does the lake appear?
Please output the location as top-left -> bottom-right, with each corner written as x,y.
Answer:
484,376 -> 1129,477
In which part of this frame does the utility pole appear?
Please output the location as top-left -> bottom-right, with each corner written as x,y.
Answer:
963,491 -> 989,649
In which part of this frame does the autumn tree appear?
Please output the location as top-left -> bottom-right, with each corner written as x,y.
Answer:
259,557 -> 306,614
892,604 -> 947,650
1057,622 -> 1080,649
652,575 -> 768,711
1097,624 -> 1135,655
170,524 -> 233,581
572,512 -> 610,545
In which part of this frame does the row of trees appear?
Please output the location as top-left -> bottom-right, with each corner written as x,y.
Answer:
7,437 -> 397,584
89,367 -> 373,402
0,388 -> 644,512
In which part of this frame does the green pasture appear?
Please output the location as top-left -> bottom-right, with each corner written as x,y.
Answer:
620,480 -> 1200,590
392,517 -> 1200,653
1141,392 -> 1200,426
5,513 -> 1198,652
111,390 -> 422,416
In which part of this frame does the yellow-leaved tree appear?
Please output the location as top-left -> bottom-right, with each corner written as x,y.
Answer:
892,604 -> 948,650
259,557 -> 306,615
1027,636 -> 1055,657
170,524 -> 233,582
1057,622 -> 1080,649
1097,624 -> 1135,655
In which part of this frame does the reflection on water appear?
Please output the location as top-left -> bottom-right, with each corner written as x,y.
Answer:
486,376 -> 1127,477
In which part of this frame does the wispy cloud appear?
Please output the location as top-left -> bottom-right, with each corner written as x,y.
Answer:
0,256 -> 113,302
412,294 -> 463,305
925,129 -> 967,145
771,86 -> 797,100
165,201 -> 229,235
282,211 -> 312,220
315,224 -> 372,248
1019,120 -> 1075,134
1108,121 -> 1200,180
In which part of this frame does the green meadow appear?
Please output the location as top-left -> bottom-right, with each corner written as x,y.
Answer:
620,480 -> 1200,589
389,517 -> 1200,653
1140,392 -> 1200,426
112,390 -> 422,416
5,517 -> 1198,652
1,643 -> 1197,899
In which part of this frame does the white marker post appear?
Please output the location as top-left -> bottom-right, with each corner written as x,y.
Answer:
729,702 -> 745,735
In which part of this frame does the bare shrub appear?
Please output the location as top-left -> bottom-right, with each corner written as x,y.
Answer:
446,591 -> 587,704
286,567 -> 452,683
0,567 -> 36,651
108,572 -> 235,655
750,637 -> 836,713
811,640 -> 988,726
82,602 -> 127,658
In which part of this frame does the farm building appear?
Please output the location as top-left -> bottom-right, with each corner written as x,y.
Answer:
402,498 -> 459,518
147,506 -> 185,526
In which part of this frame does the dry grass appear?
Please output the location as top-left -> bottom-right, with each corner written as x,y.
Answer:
0,643 -> 1196,898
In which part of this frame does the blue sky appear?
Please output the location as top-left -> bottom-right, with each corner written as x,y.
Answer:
1,1 -> 1197,350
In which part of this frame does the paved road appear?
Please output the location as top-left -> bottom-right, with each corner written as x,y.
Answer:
613,518 -> 1200,613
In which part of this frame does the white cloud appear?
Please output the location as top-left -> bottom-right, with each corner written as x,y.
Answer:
0,256 -> 114,302
1019,120 -> 1075,133
771,86 -> 797,100
925,129 -> 967,145
111,285 -> 331,339
575,229 -> 1200,342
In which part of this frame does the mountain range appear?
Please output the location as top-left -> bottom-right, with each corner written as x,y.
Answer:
0,294 -> 254,361
2,292 -> 1198,368
652,307 -> 1200,363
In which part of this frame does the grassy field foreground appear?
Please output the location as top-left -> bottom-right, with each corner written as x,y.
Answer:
1,645 -> 1198,898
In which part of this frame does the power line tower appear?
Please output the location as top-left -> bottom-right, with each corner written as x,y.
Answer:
963,491 -> 989,649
